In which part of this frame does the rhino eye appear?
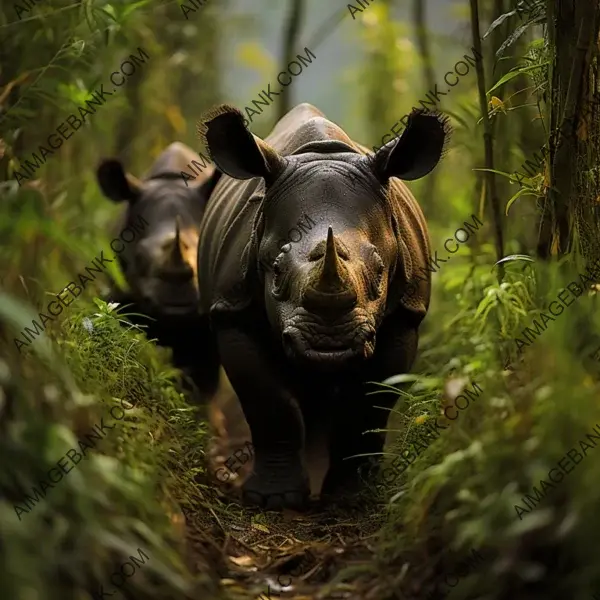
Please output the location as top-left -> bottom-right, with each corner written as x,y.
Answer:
271,253 -> 290,299
367,251 -> 385,299
373,252 -> 384,276
272,257 -> 283,286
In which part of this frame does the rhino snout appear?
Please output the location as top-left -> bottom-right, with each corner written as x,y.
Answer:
281,320 -> 376,368
133,218 -> 200,317
301,286 -> 357,314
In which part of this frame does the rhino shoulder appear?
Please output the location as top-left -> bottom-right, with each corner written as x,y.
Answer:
385,179 -> 431,320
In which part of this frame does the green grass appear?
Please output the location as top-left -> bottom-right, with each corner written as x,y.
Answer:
0,294 -> 223,600
360,255 -> 600,600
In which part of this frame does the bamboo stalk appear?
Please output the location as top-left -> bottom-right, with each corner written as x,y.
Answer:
413,0 -> 438,211
277,0 -> 305,121
469,0 -> 505,280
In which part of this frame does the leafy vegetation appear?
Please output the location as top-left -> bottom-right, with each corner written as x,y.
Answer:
2,0 -> 600,598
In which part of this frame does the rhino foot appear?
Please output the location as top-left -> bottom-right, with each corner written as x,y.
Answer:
242,470 -> 310,511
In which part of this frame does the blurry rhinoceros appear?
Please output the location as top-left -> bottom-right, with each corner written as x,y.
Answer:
96,142 -> 221,399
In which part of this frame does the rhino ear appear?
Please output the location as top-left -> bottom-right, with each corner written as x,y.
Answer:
197,105 -> 285,183
97,159 -> 142,203
372,110 -> 451,182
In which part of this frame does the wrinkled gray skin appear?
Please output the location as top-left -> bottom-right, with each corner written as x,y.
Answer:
96,143 -> 221,397
197,103 -> 448,509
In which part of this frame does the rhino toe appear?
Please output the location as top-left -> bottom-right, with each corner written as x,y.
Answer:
242,475 -> 310,511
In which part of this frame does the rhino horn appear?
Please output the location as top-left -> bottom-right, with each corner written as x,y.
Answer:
168,216 -> 186,267
314,227 -> 347,293
303,228 -> 357,313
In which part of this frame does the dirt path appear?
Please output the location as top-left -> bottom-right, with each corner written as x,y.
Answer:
185,496 -> 384,600
184,372 -> 388,600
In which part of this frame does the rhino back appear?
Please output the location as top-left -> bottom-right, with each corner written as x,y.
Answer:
144,142 -> 214,182
264,102 -> 364,156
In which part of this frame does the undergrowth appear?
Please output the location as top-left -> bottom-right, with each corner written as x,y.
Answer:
4,245 -> 600,600
0,294 -> 223,600
353,251 -> 600,600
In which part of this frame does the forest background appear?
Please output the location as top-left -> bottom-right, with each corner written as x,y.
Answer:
2,0 -> 600,599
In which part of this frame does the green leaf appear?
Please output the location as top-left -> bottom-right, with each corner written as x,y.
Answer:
495,255 -> 535,266
483,9 -> 518,40
382,374 -> 422,386
99,7 -> 118,22
505,186 -> 537,215
0,292 -> 76,388
488,62 -> 549,95
496,23 -> 530,59
474,291 -> 498,320
473,167 -> 521,183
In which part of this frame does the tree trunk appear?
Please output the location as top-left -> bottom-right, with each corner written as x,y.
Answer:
413,0 -> 435,91
541,0 -> 600,259
490,0 -> 510,235
574,3 -> 600,265
277,0 -> 305,121
412,0 -> 437,210
470,0 -> 505,278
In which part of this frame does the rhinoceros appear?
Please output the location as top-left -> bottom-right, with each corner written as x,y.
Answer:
196,103 -> 449,509
96,142 -> 221,398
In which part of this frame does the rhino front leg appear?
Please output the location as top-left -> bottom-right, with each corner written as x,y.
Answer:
322,320 -> 419,497
321,380 -> 393,498
215,325 -> 310,510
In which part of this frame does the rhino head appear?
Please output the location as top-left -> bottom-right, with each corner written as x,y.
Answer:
201,106 -> 448,370
96,145 -> 210,319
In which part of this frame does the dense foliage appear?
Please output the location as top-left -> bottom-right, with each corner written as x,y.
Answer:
2,0 -> 600,598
